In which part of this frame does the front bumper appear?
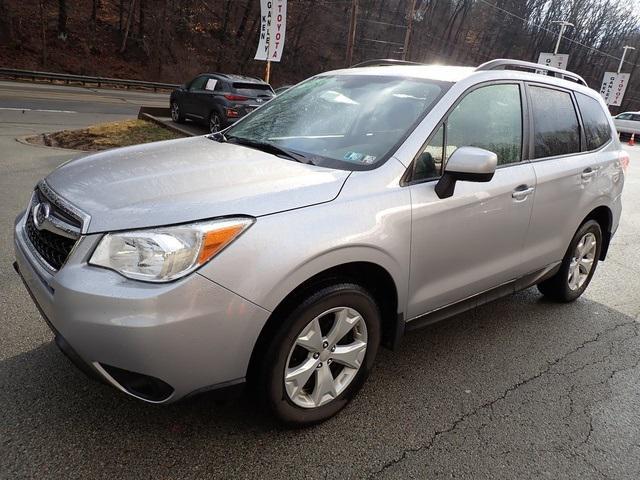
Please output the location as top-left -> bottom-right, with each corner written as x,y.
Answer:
14,211 -> 270,403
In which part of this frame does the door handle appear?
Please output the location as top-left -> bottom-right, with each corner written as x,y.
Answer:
581,168 -> 597,180
512,185 -> 535,200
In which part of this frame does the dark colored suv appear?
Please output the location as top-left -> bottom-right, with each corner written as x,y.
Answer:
170,73 -> 275,132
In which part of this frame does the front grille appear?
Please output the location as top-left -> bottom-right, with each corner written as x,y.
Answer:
23,185 -> 83,271
25,209 -> 76,270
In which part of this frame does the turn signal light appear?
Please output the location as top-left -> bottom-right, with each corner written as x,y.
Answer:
198,224 -> 247,264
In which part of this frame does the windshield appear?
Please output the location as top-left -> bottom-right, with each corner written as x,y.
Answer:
225,75 -> 450,170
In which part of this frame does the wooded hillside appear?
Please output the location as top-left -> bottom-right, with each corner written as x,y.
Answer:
1,1 -> 639,110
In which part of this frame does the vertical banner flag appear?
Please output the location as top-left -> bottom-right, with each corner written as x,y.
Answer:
600,72 -> 630,106
537,53 -> 569,70
254,0 -> 287,62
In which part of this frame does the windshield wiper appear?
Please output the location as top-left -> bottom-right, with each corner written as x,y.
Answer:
225,136 -> 309,163
209,131 -> 227,142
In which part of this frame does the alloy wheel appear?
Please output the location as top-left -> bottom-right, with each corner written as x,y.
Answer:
170,102 -> 180,122
568,232 -> 597,291
209,113 -> 221,133
284,306 -> 368,409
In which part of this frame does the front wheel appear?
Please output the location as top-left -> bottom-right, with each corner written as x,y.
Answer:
170,101 -> 184,123
537,220 -> 602,302
258,283 -> 381,426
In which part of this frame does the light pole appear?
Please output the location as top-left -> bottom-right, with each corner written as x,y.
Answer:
618,46 -> 636,74
552,20 -> 574,55
402,0 -> 418,61
346,0 -> 359,66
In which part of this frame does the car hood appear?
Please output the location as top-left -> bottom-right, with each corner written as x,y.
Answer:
45,136 -> 350,233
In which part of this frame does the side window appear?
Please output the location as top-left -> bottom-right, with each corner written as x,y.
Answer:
412,83 -> 522,182
204,78 -> 219,91
632,114 -> 640,122
575,93 -> 612,151
446,84 -> 522,166
616,113 -> 632,120
529,86 -> 580,158
189,76 -> 207,91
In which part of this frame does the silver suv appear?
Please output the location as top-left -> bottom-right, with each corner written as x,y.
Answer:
14,59 -> 626,425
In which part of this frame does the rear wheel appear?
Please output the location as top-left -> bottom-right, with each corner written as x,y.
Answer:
209,111 -> 223,133
258,283 -> 381,426
537,220 -> 602,302
170,101 -> 184,123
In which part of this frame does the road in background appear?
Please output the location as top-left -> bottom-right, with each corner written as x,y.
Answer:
0,80 -> 168,116
1,81 -> 639,478
0,80 -> 206,136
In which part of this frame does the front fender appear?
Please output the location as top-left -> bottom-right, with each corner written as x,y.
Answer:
198,178 -> 412,314
256,244 -> 406,314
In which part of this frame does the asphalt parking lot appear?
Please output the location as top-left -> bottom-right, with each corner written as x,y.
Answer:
1,82 -> 640,479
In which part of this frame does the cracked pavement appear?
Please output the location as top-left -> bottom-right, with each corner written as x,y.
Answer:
1,92 -> 640,479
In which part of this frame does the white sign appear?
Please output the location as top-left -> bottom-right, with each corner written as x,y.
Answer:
254,0 -> 287,63
600,72 -> 630,106
205,79 -> 218,91
537,52 -> 569,70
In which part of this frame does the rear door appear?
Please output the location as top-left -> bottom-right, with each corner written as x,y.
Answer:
406,82 -> 536,317
519,84 -> 615,273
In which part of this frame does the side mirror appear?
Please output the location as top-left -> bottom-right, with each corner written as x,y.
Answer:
434,147 -> 497,199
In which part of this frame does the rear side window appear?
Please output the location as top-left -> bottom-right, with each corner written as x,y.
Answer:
632,114 -> 640,122
575,93 -> 612,151
189,76 -> 207,91
529,86 -> 580,158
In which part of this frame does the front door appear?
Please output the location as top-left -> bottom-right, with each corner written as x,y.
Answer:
184,76 -> 208,119
406,82 -> 536,318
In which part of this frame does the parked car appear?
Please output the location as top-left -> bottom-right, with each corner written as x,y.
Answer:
613,111 -> 640,138
15,59 -> 626,426
170,73 -> 274,132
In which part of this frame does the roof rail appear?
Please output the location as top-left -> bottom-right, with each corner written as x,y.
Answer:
476,59 -> 587,86
351,59 -> 424,68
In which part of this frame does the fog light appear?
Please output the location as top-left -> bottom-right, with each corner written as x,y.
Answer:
226,108 -> 239,118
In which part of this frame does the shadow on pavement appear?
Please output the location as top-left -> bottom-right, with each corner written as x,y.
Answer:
2,289 -> 639,478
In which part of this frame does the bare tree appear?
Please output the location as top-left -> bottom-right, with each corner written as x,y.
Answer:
57,0 -> 67,40
39,0 -> 47,66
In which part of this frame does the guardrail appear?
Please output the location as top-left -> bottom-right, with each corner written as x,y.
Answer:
0,67 -> 179,92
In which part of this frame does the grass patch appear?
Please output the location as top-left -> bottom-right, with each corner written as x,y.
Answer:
28,119 -> 185,151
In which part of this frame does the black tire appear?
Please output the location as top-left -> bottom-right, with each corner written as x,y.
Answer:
209,111 -> 223,133
537,220 -> 602,302
170,101 -> 185,123
257,283 -> 381,426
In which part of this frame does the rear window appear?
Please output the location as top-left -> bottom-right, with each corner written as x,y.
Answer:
232,82 -> 274,97
575,93 -> 612,151
530,86 -> 580,159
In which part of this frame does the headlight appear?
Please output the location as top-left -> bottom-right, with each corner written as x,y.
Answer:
89,217 -> 253,282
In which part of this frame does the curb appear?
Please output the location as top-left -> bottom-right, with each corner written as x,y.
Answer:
138,106 -> 196,137
14,135 -> 83,153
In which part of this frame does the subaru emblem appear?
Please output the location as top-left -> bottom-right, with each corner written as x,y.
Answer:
33,202 -> 51,231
